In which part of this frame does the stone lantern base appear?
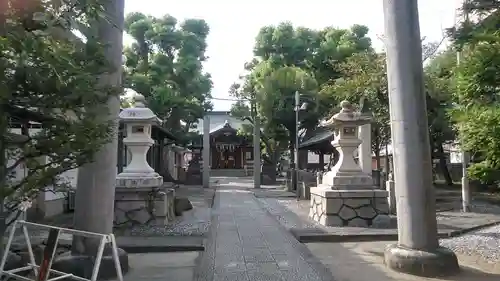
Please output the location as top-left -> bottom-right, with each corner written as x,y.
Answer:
114,176 -> 175,227
309,186 -> 389,227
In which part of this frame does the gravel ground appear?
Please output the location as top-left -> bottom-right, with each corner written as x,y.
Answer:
439,199 -> 500,263
441,224 -> 500,262
129,207 -> 212,236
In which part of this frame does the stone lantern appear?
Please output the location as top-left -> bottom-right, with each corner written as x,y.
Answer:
309,100 -> 389,227
114,93 -> 175,227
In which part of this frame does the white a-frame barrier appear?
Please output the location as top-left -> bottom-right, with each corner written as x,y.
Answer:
0,220 -> 124,281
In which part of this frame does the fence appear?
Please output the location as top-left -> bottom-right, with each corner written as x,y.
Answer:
0,220 -> 124,281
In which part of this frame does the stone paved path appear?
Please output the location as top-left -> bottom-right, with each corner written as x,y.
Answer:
195,178 -> 334,281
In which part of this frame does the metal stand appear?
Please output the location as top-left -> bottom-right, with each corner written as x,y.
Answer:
0,220 -> 124,281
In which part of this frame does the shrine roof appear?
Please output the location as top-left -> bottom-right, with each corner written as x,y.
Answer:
299,127 -> 334,149
191,111 -> 252,135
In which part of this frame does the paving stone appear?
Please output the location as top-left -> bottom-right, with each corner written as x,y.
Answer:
246,262 -> 280,272
214,261 -> 247,273
247,270 -> 284,281
213,271 -> 249,281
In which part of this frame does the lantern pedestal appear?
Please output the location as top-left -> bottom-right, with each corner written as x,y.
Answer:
114,186 -> 175,227
309,101 -> 389,227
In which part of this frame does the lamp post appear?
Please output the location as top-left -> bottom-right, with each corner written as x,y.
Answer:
292,90 -> 308,192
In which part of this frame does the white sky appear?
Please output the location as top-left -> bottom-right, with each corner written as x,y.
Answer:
124,0 -> 462,111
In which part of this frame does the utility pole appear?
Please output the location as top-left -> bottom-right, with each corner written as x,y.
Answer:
252,98 -> 261,188
457,0 -> 471,212
202,115 -> 210,188
291,91 -> 300,192
382,0 -> 459,277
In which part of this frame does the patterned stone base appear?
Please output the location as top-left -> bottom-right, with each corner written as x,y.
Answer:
309,187 -> 389,227
114,186 -> 175,228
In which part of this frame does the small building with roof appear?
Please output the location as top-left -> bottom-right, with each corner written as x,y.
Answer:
189,111 -> 255,170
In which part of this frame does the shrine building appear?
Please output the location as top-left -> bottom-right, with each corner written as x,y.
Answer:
190,111 -> 254,170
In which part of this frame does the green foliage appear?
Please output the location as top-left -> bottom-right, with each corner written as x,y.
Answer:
231,23 -> 372,163
449,1 -> 500,184
455,106 -> 500,183
424,50 -> 457,157
324,44 -> 457,168
323,51 -> 390,156
255,66 -> 318,134
123,12 -> 213,137
1,0 -> 115,222
449,0 -> 500,47
454,44 -> 500,106
451,43 -> 500,183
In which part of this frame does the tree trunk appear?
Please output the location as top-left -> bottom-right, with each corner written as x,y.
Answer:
375,149 -> 381,171
437,143 -> 453,186
372,126 -> 381,171
385,144 -> 390,174
0,114 -> 8,244
289,144 -> 295,170
72,0 -> 125,255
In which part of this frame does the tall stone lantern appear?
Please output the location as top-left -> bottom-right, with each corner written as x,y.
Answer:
114,93 -> 175,227
309,100 -> 389,227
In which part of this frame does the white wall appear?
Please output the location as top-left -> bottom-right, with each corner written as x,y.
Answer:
8,128 -> 69,202
307,152 -> 330,164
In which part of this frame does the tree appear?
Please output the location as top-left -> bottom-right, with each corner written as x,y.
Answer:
448,0 -> 500,184
452,43 -> 500,184
424,50 -> 457,185
231,23 -> 373,166
0,0 -> 116,234
229,82 -> 286,167
255,66 -> 318,161
324,43 -> 457,181
123,13 -> 213,138
322,51 -> 390,171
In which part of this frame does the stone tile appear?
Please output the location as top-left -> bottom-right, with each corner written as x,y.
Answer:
214,260 -> 247,273
243,250 -> 275,263
245,262 -> 280,272
247,269 -> 284,281
215,243 -> 242,254
266,245 -> 291,254
213,271 -> 249,281
215,253 -> 245,265
280,268 -> 323,281
240,239 -> 266,248
275,256 -> 305,271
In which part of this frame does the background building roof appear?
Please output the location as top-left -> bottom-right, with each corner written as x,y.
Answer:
191,111 -> 252,134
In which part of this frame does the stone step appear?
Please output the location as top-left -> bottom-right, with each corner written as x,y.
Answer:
210,169 -> 250,177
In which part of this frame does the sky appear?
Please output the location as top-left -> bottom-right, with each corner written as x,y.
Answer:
124,0 -> 462,111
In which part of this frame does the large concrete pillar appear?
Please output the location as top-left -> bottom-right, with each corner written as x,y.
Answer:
202,115 -> 210,188
53,0 -> 129,278
253,116 -> 261,188
358,124 -> 371,174
382,0 -> 459,277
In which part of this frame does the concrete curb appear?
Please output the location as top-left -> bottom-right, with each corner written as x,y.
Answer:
120,244 -> 205,253
116,236 -> 206,253
290,221 -> 500,243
